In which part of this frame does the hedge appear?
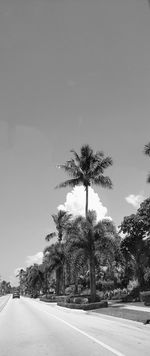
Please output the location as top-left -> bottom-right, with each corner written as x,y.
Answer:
57,300 -> 108,310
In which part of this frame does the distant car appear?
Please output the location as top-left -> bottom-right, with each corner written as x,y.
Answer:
12,291 -> 20,298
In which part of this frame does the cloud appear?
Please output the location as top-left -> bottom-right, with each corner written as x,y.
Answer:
25,252 -> 43,267
58,186 -> 111,221
125,194 -> 144,208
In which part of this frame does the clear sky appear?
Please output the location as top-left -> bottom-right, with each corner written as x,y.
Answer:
0,0 -> 150,284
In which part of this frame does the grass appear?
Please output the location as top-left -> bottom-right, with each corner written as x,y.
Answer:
92,302 -> 150,323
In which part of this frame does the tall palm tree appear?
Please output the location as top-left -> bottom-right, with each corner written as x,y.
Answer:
66,211 -> 118,301
144,142 -> 150,183
56,145 -> 113,218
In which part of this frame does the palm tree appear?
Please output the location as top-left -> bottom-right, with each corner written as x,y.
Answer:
45,210 -> 72,294
26,264 -> 44,297
144,142 -> 150,183
56,145 -> 113,218
43,242 -> 67,295
17,268 -> 27,295
45,210 -> 72,242
66,211 -> 118,301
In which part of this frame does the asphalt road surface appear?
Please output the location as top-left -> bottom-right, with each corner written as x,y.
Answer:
0,295 -> 150,356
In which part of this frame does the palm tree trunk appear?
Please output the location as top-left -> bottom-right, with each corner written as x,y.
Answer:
56,269 -> 61,295
89,254 -> 96,302
74,273 -> 78,294
62,266 -> 65,295
85,185 -> 88,219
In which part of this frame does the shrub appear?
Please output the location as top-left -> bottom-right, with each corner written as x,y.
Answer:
73,297 -> 89,304
140,291 -> 150,306
65,293 -> 101,304
87,294 -> 101,303
96,280 -> 114,291
121,286 -> 140,303
127,279 -> 139,292
128,286 -> 140,300
65,286 -> 75,295
57,300 -> 108,310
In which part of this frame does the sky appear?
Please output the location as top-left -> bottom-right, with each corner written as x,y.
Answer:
0,0 -> 150,285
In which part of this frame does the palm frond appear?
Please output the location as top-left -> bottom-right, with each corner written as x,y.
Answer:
70,248 -> 88,277
45,232 -> 56,241
57,160 -> 81,177
43,244 -> 55,255
95,155 -> 113,171
147,173 -> 150,183
86,210 -> 97,225
66,236 -> 89,253
80,144 -> 93,159
93,175 -> 113,188
55,178 -> 81,189
144,143 -> 150,156
70,149 -> 81,164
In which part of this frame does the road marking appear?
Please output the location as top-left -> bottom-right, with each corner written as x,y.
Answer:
0,295 -> 11,313
26,299 -> 125,356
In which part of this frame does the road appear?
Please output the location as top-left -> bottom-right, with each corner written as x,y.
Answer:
0,295 -> 150,356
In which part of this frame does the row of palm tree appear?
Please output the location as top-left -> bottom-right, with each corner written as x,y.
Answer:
43,211 -> 120,301
18,143 -> 150,301
43,142 -> 150,301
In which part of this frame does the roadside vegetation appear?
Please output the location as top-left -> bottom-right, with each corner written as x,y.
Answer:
0,280 -> 12,296
15,143 -> 150,308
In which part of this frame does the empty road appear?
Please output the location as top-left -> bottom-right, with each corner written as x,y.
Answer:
0,295 -> 150,356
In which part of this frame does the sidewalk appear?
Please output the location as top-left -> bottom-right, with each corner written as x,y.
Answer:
109,301 -> 150,313
92,300 -> 150,323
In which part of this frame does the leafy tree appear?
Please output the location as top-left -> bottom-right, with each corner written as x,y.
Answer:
56,145 -> 113,218
18,265 -> 44,297
137,198 -> 150,237
0,280 -> 12,295
120,206 -> 150,289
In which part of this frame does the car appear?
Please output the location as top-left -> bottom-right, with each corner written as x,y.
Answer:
12,291 -> 20,298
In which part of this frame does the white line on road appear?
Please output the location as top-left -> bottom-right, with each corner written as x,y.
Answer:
27,299 -> 126,356
0,295 -> 11,313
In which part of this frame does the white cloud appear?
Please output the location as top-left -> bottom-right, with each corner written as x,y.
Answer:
58,186 -> 111,221
125,194 -> 144,208
25,252 -> 43,267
